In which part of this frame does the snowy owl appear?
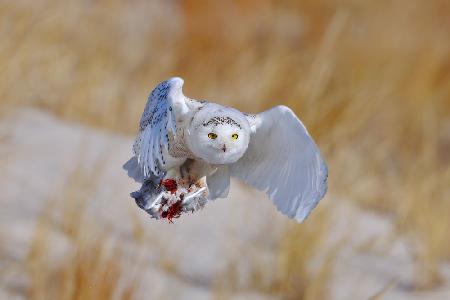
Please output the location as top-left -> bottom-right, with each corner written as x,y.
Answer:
124,77 -> 328,222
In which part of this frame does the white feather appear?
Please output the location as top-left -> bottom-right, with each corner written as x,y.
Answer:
135,77 -> 189,178
206,165 -> 230,200
230,105 -> 328,222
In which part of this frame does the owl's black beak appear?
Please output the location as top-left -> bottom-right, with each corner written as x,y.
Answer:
221,144 -> 227,152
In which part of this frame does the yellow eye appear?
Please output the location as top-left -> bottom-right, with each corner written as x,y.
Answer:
231,133 -> 239,140
208,132 -> 218,139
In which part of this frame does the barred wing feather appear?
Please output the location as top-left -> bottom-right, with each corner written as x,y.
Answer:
133,77 -> 189,178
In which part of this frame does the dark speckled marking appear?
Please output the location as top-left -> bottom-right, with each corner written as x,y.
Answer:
203,116 -> 241,129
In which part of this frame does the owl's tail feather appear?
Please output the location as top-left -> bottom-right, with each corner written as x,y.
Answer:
123,156 -> 165,185
123,156 -> 145,183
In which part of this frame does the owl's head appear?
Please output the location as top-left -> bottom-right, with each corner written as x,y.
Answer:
186,105 -> 250,165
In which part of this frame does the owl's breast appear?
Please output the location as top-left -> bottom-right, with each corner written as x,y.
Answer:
168,126 -> 195,158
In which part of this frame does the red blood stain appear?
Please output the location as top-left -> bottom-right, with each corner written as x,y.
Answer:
161,200 -> 183,223
160,179 -> 178,194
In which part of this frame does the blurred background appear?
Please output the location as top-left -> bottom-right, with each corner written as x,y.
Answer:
1,0 -> 449,299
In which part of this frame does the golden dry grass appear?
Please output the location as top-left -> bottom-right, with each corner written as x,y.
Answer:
213,208 -> 341,299
25,160 -> 141,300
1,0 -> 450,298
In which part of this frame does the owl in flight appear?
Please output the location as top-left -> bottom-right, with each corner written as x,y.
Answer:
124,77 -> 327,222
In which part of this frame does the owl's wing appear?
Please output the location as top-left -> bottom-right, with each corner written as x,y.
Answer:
206,165 -> 230,200
229,105 -> 328,222
131,77 -> 190,179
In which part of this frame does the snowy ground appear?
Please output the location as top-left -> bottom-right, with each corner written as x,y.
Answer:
0,109 -> 449,299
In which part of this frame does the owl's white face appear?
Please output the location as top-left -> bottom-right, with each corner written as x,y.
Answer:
186,107 -> 250,165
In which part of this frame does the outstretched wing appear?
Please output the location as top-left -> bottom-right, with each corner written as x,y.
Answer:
132,77 -> 190,179
230,106 -> 328,222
